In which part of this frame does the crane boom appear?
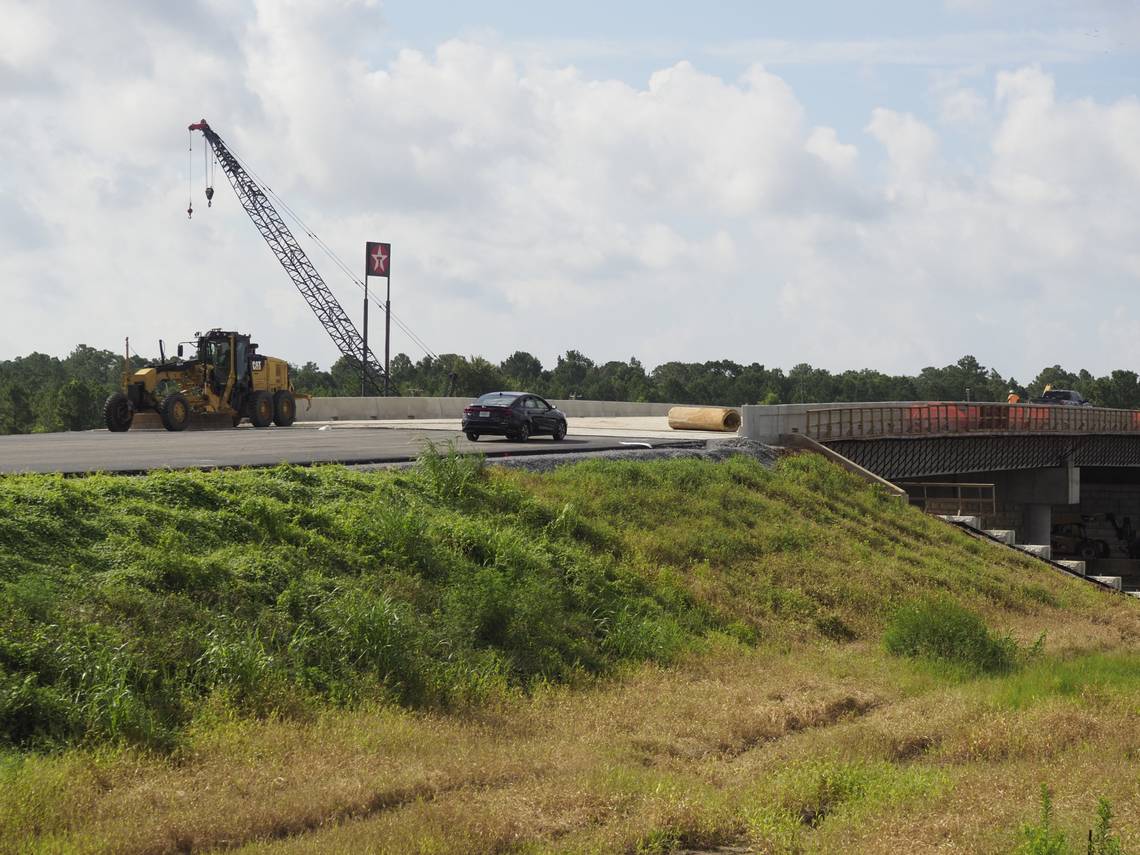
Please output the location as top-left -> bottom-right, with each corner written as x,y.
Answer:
188,119 -> 385,393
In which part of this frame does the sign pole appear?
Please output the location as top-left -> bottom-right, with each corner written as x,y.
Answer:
362,270 -> 369,397
364,241 -> 391,397
384,258 -> 391,397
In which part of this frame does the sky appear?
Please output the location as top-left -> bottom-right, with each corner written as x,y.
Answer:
3,0 -> 1140,381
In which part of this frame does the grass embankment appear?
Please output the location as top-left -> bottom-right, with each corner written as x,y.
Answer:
2,448 -> 1139,853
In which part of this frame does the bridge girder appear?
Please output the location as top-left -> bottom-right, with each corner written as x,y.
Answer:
824,434 -> 1140,481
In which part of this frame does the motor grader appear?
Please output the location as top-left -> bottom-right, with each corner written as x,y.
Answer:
104,330 -> 300,432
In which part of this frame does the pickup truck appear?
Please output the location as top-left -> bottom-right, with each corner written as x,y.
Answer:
1030,389 -> 1091,406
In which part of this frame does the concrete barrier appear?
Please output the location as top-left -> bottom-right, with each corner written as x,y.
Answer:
1091,575 -> 1123,590
936,514 -> 982,530
985,529 -> 1017,545
296,397 -> 714,422
1055,560 -> 1087,575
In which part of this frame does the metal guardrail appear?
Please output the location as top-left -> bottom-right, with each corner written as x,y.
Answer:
897,481 -> 996,517
804,403 -> 1140,441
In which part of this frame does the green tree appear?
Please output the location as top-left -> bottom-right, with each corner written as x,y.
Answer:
500,351 -> 545,389
582,358 -> 652,402
452,356 -> 507,397
54,379 -> 102,431
787,363 -> 838,403
0,384 -> 35,434
63,344 -> 121,388
548,350 -> 595,398
291,361 -> 336,396
1095,370 -> 1139,410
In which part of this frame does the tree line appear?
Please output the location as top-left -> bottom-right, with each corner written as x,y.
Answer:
3,347 -> 1139,435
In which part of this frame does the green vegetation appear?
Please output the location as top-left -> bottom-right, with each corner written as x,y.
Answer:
1017,785 -> 1123,855
6,343 -> 1140,434
313,350 -> 1140,409
0,445 -> 720,750
2,445 -> 1097,753
3,448 -> 1140,853
884,595 -> 1019,675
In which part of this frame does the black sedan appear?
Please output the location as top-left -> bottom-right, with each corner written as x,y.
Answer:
461,392 -> 568,442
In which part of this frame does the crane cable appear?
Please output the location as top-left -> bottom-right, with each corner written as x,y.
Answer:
222,142 -> 441,362
188,130 -> 440,362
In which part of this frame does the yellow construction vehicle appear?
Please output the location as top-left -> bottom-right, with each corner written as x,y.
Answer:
104,330 -> 300,432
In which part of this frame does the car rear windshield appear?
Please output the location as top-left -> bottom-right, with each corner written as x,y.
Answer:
1043,391 -> 1074,400
475,393 -> 519,407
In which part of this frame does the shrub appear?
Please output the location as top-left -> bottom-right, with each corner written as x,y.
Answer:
884,595 -> 1016,675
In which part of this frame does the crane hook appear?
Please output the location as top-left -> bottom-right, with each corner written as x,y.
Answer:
205,186 -> 214,207
187,202 -> 193,219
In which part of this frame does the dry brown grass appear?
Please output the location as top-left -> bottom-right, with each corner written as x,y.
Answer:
8,609 -> 1140,855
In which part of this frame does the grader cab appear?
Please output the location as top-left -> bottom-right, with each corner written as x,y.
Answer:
104,330 -> 299,432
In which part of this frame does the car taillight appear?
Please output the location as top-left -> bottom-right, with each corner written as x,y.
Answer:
463,406 -> 476,414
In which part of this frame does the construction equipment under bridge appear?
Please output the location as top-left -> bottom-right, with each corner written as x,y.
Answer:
743,401 -> 1140,588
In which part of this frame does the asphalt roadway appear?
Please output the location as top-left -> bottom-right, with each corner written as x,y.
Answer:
0,422 -> 707,475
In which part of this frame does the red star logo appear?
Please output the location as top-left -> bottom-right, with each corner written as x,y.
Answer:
370,244 -> 389,275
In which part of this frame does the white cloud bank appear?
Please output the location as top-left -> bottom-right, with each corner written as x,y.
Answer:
2,0 -> 1140,379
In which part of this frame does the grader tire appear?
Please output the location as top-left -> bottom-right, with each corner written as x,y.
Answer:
273,390 -> 296,427
251,391 -> 274,428
104,392 -> 133,432
159,393 -> 191,432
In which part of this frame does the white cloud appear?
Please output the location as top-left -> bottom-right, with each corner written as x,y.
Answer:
938,87 -> 988,124
2,3 -> 1140,381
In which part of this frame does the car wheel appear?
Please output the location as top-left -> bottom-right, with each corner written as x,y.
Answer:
514,422 -> 530,442
466,431 -> 479,441
1079,543 -> 1098,560
552,420 -> 566,441
160,393 -> 191,432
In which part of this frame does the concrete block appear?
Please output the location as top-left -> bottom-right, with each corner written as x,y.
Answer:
985,529 -> 1016,545
1055,560 -> 1086,575
1091,575 -> 1123,591
1126,591 -> 1140,599
937,514 -> 982,530
741,404 -> 811,445
1016,544 -> 1052,560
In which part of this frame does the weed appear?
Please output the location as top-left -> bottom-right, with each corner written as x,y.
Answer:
1017,784 -> 1068,854
884,595 -> 1017,675
1091,797 -> 1124,855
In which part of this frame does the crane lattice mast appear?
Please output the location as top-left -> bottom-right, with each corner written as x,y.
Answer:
188,119 -> 385,393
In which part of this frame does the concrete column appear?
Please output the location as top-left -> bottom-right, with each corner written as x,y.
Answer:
1023,503 -> 1052,546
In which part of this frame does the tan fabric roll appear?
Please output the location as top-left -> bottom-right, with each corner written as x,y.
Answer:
667,406 -> 741,432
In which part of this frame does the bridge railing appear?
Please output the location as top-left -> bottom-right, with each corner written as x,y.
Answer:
897,481 -> 997,517
804,402 -> 1140,441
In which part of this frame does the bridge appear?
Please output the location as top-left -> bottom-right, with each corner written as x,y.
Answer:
742,401 -> 1140,586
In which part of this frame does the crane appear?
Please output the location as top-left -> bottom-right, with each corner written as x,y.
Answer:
187,119 -> 386,394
